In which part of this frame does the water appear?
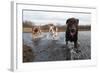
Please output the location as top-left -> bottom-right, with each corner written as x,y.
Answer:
23,32 -> 66,46
23,31 -> 91,61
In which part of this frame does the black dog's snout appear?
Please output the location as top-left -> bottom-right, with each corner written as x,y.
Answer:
70,29 -> 75,33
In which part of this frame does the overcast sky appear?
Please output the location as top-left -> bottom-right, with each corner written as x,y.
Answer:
23,10 -> 91,26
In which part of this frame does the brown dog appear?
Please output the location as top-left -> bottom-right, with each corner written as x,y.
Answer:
32,26 -> 42,39
65,18 -> 79,48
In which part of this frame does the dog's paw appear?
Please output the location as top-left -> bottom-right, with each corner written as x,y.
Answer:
75,49 -> 81,53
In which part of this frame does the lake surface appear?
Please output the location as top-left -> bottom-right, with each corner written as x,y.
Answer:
23,31 -> 91,62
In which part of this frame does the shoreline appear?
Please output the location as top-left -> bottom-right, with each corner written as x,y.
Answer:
23,27 -> 91,33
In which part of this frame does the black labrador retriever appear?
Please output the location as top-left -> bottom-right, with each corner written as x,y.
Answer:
65,18 -> 79,48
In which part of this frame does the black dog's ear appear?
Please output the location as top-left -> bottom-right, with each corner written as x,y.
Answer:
76,19 -> 79,24
66,19 -> 69,24
66,18 -> 79,24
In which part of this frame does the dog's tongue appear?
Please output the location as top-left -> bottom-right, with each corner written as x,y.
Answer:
70,32 -> 75,36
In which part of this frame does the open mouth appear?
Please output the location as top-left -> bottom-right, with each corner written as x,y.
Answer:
70,32 -> 76,36
70,29 -> 76,36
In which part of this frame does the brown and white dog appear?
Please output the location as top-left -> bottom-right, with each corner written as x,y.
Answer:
48,25 -> 58,39
32,26 -> 42,39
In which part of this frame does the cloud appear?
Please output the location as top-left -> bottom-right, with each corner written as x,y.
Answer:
23,10 -> 91,25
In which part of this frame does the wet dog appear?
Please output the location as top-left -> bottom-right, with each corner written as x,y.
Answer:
32,26 -> 42,39
48,25 -> 58,40
65,18 -> 80,60
65,18 -> 79,48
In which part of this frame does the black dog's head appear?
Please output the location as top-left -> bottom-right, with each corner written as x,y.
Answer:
66,18 -> 79,37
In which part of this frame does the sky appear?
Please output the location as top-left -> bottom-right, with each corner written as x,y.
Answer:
23,10 -> 91,26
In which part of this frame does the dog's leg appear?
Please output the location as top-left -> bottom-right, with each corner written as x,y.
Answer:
66,48 -> 71,60
65,41 -> 71,60
74,41 -> 77,48
74,41 -> 81,53
70,48 -> 76,60
66,41 -> 68,45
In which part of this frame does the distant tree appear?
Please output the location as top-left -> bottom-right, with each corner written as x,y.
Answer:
23,21 -> 34,28
47,23 -> 54,26
78,25 -> 91,31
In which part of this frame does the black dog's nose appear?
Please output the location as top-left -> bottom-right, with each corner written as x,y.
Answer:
71,29 -> 75,33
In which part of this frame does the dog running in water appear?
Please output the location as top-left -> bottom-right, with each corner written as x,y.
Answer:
65,18 -> 81,60
65,18 -> 79,48
32,26 -> 42,39
48,25 -> 58,40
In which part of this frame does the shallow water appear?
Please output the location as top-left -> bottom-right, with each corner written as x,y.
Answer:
23,31 -> 91,62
